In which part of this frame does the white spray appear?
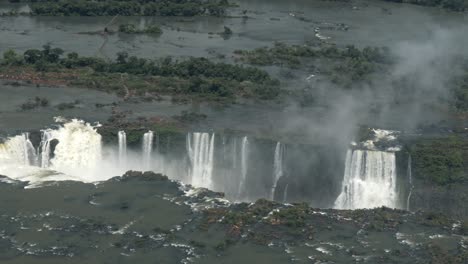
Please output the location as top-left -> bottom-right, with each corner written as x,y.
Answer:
237,136 -> 249,200
118,131 -> 127,167
187,133 -> 215,189
334,149 -> 398,209
142,131 -> 153,170
406,154 -> 413,211
271,142 -> 284,199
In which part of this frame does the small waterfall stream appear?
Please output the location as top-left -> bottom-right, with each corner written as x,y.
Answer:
406,155 -> 413,211
23,133 -> 37,166
142,131 -> 153,170
237,136 -> 249,199
283,183 -> 289,203
118,131 -> 127,167
271,142 -> 284,199
39,130 -> 55,168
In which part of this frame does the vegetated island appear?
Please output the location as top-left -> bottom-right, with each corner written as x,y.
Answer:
0,45 -> 280,102
234,42 -> 468,112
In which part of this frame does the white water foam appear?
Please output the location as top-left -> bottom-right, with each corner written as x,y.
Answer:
334,149 -> 398,209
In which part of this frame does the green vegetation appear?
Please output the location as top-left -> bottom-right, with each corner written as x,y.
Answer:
11,0 -> 231,17
270,203 -> 309,227
234,42 -> 393,85
461,220 -> 468,235
118,24 -> 163,34
454,66 -> 468,111
410,136 -> 468,185
235,42 -> 392,67
383,0 -> 468,12
223,199 -> 277,226
20,97 -> 49,110
56,100 -> 81,110
0,45 -> 280,101
173,111 -> 207,123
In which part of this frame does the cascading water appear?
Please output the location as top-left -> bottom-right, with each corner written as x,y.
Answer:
237,136 -> 249,199
142,131 -> 153,170
23,133 -> 37,166
0,120 -> 105,184
39,130 -> 55,168
406,155 -> 413,211
50,120 -> 102,174
283,184 -> 289,203
187,133 -> 215,189
118,131 -> 127,167
271,142 -> 284,199
334,149 -> 398,209
0,133 -> 36,166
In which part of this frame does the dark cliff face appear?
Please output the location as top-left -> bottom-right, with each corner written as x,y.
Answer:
98,123 -> 347,205
54,124 -> 468,217
400,134 -> 468,218
411,180 -> 468,218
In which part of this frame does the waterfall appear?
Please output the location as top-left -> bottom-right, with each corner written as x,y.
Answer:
23,133 -> 37,166
118,131 -> 127,167
187,133 -> 215,189
50,120 -> 102,173
406,155 -> 413,211
237,136 -> 249,199
334,149 -> 398,209
39,130 -> 55,168
142,131 -> 153,170
0,133 -> 36,166
271,142 -> 284,199
283,183 -> 289,203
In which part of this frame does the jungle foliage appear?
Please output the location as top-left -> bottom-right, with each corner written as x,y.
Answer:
0,45 -> 280,100
410,136 -> 468,185
383,0 -> 468,12
10,0 -> 231,17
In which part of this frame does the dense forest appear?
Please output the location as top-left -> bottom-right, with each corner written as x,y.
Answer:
383,0 -> 468,11
0,45 -> 280,100
8,0 -> 231,16
234,42 -> 393,84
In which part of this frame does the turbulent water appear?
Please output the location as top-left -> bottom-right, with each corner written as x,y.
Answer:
51,120 -> 102,176
334,149 -> 398,209
0,171 -> 464,264
0,133 -> 36,166
0,120 -> 407,210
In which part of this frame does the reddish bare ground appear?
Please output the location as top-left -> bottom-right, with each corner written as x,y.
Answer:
0,67 -> 80,87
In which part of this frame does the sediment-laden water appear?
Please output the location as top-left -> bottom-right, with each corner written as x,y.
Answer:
0,171 -> 465,264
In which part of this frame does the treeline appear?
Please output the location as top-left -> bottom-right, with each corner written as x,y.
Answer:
10,0 -> 230,16
118,24 -> 162,34
382,0 -> 468,11
1,45 -> 280,100
235,42 -> 393,67
410,136 -> 468,185
454,67 -> 468,111
235,42 -> 394,85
